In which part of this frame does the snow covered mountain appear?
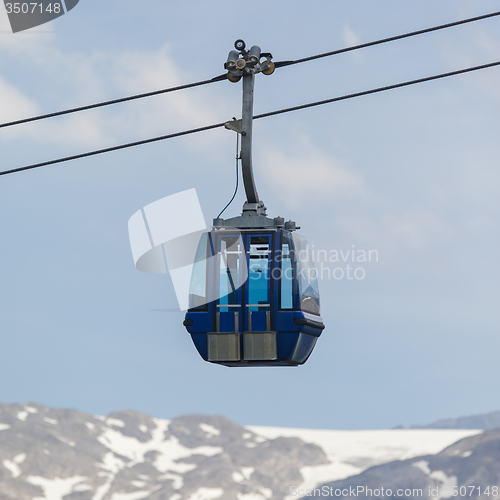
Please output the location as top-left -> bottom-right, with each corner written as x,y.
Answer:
0,403 -> 484,500
0,403 -> 327,500
247,426 -> 482,494
318,429 -> 500,499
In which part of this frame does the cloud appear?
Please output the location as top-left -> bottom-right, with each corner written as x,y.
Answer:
256,131 -> 365,208
343,25 -> 363,62
383,209 -> 449,250
105,47 -> 225,134
439,28 -> 500,102
0,75 -> 39,124
0,38 -> 231,151
337,208 -> 450,259
343,25 -> 361,47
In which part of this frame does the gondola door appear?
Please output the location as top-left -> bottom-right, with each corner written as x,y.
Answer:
242,234 -> 277,361
208,234 -> 245,362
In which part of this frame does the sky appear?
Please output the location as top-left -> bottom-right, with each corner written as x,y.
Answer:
0,0 -> 499,430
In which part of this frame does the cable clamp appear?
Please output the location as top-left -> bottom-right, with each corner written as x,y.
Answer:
224,118 -> 243,134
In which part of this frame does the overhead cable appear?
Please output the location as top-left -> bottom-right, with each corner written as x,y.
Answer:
0,122 -> 226,176
1,59 -> 499,177
274,10 -> 500,68
255,60 -> 500,120
0,74 -> 227,130
1,10 -> 498,131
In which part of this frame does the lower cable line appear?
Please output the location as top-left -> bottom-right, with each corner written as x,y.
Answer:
0,122 -> 226,176
254,60 -> 500,120
1,59 -> 499,177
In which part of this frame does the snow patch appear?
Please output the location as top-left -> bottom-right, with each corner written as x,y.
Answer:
139,424 -> 148,433
158,472 -> 183,489
232,472 -> 244,483
107,418 -> 126,428
242,432 -> 252,439
74,483 -> 93,492
429,471 -> 457,499
248,427 -> 482,496
232,468 -> 255,483
3,453 -> 26,477
461,451 -> 472,457
56,435 -> 76,447
97,452 -> 126,474
86,422 -> 96,431
259,488 -> 273,498
199,423 -> 220,436
94,453 -> 126,500
17,411 -> 29,421
412,460 -> 431,475
3,460 -> 21,478
94,478 -> 112,500
28,475 -> 87,500
44,417 -> 58,425
187,488 -> 224,500
0,424 -> 10,431
154,440 -> 221,473
241,467 -> 254,480
98,418 -> 222,474
109,491 -> 152,500
25,406 -> 38,413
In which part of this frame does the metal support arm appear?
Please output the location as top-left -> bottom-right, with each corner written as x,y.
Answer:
217,41 -> 297,231
241,70 -> 259,207
225,40 -> 273,216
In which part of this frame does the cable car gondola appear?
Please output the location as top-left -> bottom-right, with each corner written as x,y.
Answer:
183,40 -> 325,366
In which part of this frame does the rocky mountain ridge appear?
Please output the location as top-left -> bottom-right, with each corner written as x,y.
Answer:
318,430 -> 500,499
1,403 -> 496,500
411,411 -> 500,430
0,403 -> 327,500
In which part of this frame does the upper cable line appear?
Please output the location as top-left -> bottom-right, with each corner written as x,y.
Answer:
274,10 -> 500,69
1,58 -> 499,177
0,9 -> 499,131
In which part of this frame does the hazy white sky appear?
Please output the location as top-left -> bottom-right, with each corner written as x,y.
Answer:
1,0 -> 499,429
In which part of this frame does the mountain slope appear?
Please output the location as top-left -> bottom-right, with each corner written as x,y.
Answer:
248,427 -> 482,492
318,430 -> 500,499
0,403 -> 487,500
0,403 -> 327,500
